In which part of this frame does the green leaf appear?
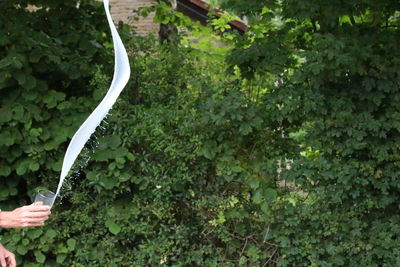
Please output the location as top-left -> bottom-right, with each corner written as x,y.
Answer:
0,35 -> 9,46
126,152 -> 135,161
232,165 -> 243,173
100,176 -> 116,189
11,58 -> 23,69
107,135 -> 121,149
0,57 -> 13,69
40,229 -> 57,243
12,235 -> 21,243
246,245 -> 261,259
14,71 -> 26,85
34,251 -> 46,263
260,202 -> 269,214
56,245 -> 68,254
17,244 -> 28,255
56,254 -> 67,264
92,150 -> 112,161
16,163 -> 28,175
29,162 -> 40,171
0,130 -> 15,146
252,190 -> 263,204
12,105 -> 25,121
239,123 -> 252,135
42,90 -> 66,108
249,178 -> 260,189
22,90 -> 39,101
27,229 -> 43,240
0,107 -> 12,123
0,165 -> 11,177
106,220 -> 121,235
0,188 -> 10,199
67,238 -> 76,251
309,63 -> 322,75
239,256 -> 247,265
264,188 -> 277,202
30,49 -> 43,63
201,148 -> 215,160
23,75 -> 37,90
118,172 -> 130,182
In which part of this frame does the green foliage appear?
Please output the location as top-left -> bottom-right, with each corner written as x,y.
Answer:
137,1 -> 237,54
0,0 -> 114,265
1,3 -> 278,265
0,0 -> 110,205
1,0 -> 399,266
218,0 -> 400,266
60,41 -> 279,266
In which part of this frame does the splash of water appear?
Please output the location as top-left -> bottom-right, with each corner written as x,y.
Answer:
54,0 -> 130,200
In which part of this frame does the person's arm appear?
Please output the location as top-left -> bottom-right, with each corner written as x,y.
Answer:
0,203 -> 51,229
0,243 -> 15,267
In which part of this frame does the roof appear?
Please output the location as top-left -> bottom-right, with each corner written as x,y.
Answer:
177,0 -> 249,33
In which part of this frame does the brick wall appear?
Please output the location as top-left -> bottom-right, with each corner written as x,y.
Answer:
109,0 -> 159,35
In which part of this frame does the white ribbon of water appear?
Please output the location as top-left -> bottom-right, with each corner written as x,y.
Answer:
54,0 -> 131,199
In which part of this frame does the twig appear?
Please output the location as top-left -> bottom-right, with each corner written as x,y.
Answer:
263,248 -> 278,267
239,237 -> 249,257
263,226 -> 270,243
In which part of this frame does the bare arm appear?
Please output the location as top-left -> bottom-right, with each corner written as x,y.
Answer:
0,243 -> 15,267
0,203 -> 51,229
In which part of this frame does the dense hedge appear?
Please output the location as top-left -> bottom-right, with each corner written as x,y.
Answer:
1,0 -> 399,266
0,0 -> 110,206
222,0 -> 400,266
1,1 -> 278,266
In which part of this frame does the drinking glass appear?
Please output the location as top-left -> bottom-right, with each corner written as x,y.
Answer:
34,189 -> 56,207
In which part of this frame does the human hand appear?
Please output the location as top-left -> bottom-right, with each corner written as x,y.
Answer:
0,203 -> 51,229
0,243 -> 16,267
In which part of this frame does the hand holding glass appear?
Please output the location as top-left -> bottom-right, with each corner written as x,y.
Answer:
34,189 -> 56,207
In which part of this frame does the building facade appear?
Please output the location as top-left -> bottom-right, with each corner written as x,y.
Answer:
109,0 -> 159,35
108,0 -> 247,35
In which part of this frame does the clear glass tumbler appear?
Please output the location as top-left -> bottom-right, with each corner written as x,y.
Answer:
34,189 -> 56,207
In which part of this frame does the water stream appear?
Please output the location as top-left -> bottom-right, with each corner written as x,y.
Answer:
54,0 -> 131,199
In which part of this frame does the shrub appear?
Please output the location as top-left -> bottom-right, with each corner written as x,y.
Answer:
222,0 -> 400,265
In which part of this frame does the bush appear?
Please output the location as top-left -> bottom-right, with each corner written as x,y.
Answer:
2,0 -> 398,266
1,2 -> 279,265
223,0 -> 400,265
36,41 -> 281,266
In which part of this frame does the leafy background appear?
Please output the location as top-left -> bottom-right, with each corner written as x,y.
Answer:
0,0 -> 399,266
